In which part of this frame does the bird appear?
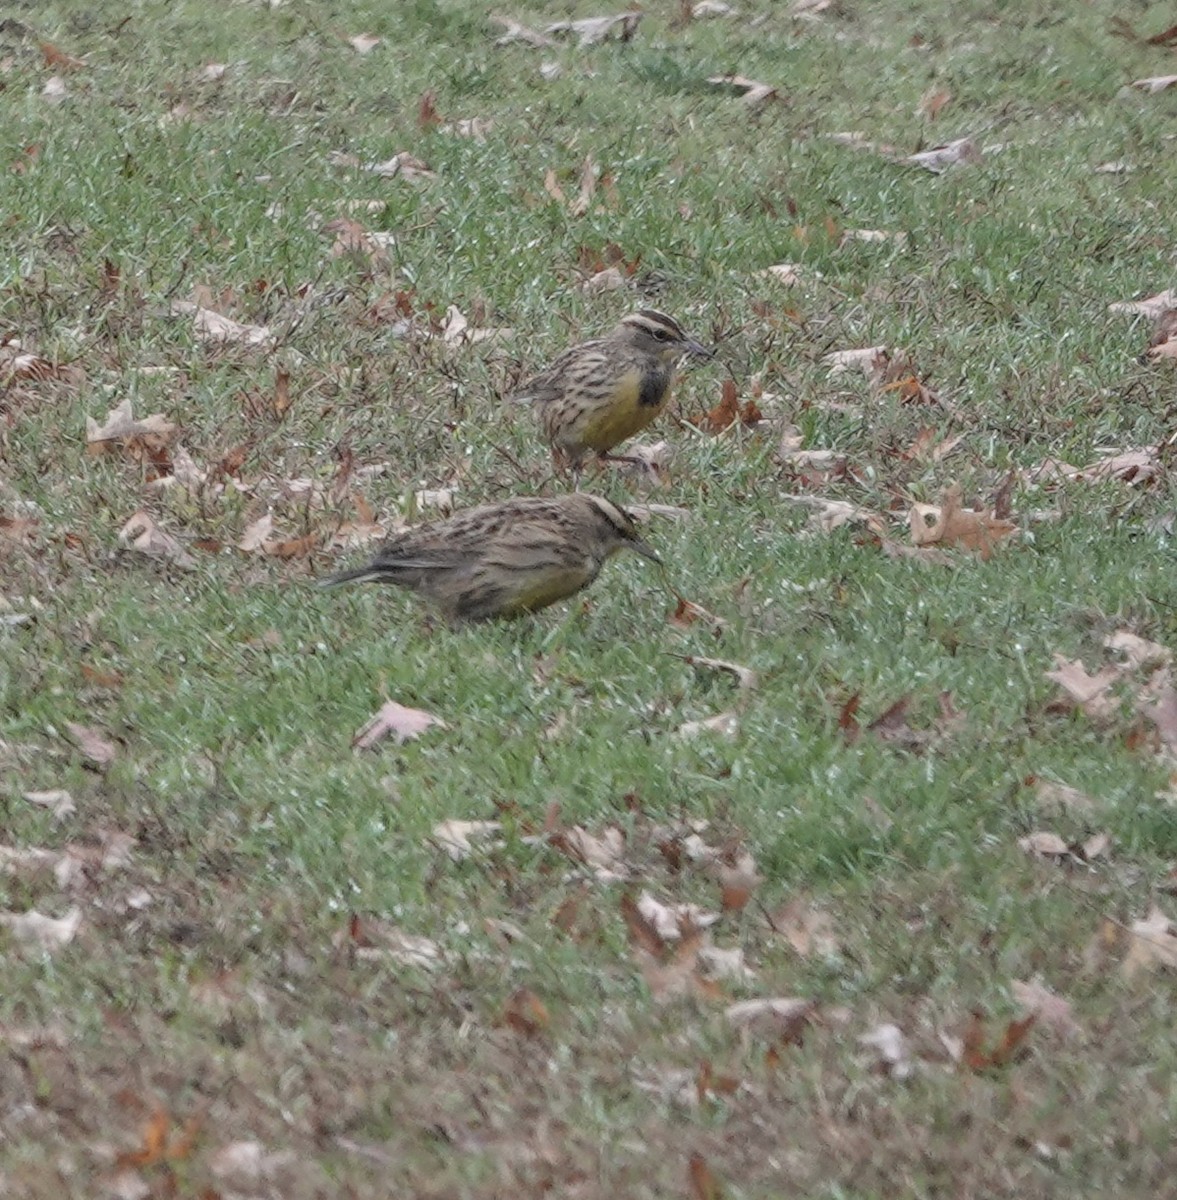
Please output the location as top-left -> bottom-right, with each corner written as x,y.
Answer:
319,493 -> 660,622
515,309 -> 712,475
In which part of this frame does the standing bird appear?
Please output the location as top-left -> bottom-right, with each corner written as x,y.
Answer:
319,493 -> 659,622
515,309 -> 713,475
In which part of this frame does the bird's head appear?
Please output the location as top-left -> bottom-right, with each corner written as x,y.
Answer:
580,494 -> 661,564
616,309 -> 713,365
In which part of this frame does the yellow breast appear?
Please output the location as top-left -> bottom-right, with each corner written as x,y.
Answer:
502,562 -> 596,615
576,368 -> 670,453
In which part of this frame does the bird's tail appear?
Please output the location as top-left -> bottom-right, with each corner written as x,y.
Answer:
317,565 -> 389,589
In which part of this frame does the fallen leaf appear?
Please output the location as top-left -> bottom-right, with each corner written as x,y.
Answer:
689,379 -> 762,434
618,892 -> 721,1002
491,14 -> 558,47
1108,289 -> 1177,318
677,711 -> 740,739
352,700 -> 446,750
759,263 -> 821,286
417,87 -> 440,128
1145,308 -> 1177,362
1122,906 -> 1177,976
1106,630 -> 1172,671
768,898 -> 839,958
40,42 -> 87,70
909,484 -> 1017,559
86,399 -> 176,453
118,511 -> 196,568
412,488 -> 458,515
578,266 -> 627,294
327,149 -> 435,180
543,167 -> 567,206
441,304 -> 513,345
785,495 -> 887,536
827,129 -> 899,154
431,819 -> 502,861
52,831 -> 135,889
669,595 -> 727,633
1018,831 -> 1070,860
777,445 -> 843,471
546,11 -> 642,46
620,890 -> 668,958
627,500 -> 690,523
614,439 -> 672,487
1146,22 -> 1177,45
1044,655 -> 1122,720
1130,74 -> 1177,94
989,1013 -> 1036,1067
0,348 -> 80,385
865,695 -> 926,749
238,513 -> 275,553
170,301 -> 274,348
65,722 -> 116,767
552,824 -> 627,880
1033,779 -> 1100,815
823,345 -> 889,376
209,1140 -> 292,1184
916,86 -> 952,119
689,1153 -> 726,1200
637,890 -> 720,941
117,1108 -> 200,1168
902,137 -> 982,173
103,1170 -> 148,1200
338,916 -> 441,968
0,514 -> 39,543
859,1022 -> 912,1079
1143,676 -> 1177,755
716,856 -> 760,911
501,987 -> 549,1036
1011,979 -> 1080,1038
22,789 -> 76,820
323,216 -> 393,264
839,228 -> 907,246
1032,447 -> 1163,485
724,997 -> 815,1037
957,1010 -> 1036,1070
0,906 -> 82,952
572,154 -> 597,217
707,73 -> 779,107
0,845 -> 61,879
680,655 -> 759,691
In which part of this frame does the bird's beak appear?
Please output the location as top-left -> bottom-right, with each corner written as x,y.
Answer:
685,337 -> 715,361
630,536 -> 661,564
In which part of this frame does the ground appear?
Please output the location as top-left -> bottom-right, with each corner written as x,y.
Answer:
2,0 -> 1177,1196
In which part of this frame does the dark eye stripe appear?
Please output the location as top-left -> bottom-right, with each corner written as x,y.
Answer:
590,499 -> 637,539
626,310 -> 685,340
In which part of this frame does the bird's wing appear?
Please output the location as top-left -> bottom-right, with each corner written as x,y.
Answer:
483,514 -> 583,571
514,340 -> 609,405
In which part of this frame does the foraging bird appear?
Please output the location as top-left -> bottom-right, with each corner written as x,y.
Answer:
516,309 -> 712,473
319,493 -> 659,622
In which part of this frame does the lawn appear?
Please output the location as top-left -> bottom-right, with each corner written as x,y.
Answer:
2,0 -> 1177,1195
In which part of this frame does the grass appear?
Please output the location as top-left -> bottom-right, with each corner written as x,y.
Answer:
3,0 -> 1177,1195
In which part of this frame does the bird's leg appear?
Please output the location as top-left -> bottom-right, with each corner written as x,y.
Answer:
549,446 -> 584,492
